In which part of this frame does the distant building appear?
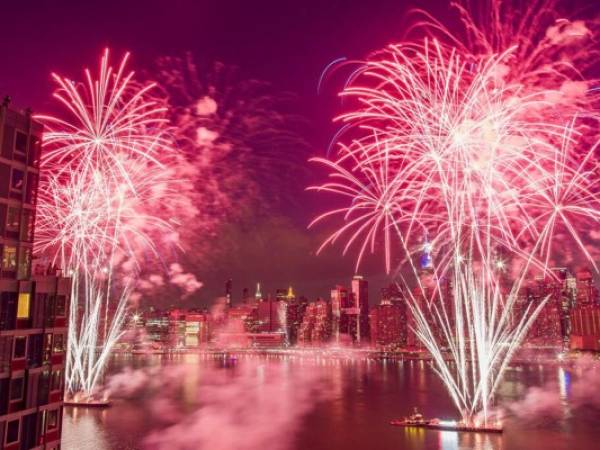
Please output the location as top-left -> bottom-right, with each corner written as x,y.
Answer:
256,296 -> 284,333
285,296 -> 308,345
168,309 -> 210,349
370,299 -> 407,350
570,304 -> 600,351
370,286 -> 408,350
1,101 -> 70,449
523,270 -> 572,347
331,285 -> 350,344
298,298 -> 332,346
570,269 -> 600,351
351,275 -> 370,343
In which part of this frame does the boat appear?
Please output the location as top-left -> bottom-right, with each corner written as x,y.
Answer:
390,408 -> 503,433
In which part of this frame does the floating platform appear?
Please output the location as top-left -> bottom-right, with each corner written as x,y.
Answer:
390,418 -> 503,433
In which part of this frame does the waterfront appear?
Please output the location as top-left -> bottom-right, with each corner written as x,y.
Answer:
62,354 -> 600,450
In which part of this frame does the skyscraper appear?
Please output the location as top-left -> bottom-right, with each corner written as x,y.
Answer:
0,100 -> 70,449
351,275 -> 369,343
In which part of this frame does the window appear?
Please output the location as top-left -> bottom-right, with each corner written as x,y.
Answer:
10,169 -> 24,191
9,377 -> 24,401
17,293 -> 30,319
13,336 -> 26,358
44,334 -> 53,360
5,419 -> 19,444
51,370 -> 63,391
2,245 -> 17,271
47,409 -> 58,430
17,247 -> 31,280
53,334 -> 64,353
14,131 -> 27,153
6,207 -> 20,230
55,296 -> 66,317
20,210 -> 33,242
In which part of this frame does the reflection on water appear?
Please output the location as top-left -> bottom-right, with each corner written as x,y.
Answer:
63,355 -> 600,450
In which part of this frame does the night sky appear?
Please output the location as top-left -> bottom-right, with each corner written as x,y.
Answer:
1,0 -> 594,307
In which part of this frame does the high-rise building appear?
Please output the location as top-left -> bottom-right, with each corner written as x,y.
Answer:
330,285 -> 350,343
351,275 -> 369,343
256,296 -> 284,333
298,298 -> 331,346
285,295 -> 307,345
1,100 -> 70,449
370,294 -> 407,350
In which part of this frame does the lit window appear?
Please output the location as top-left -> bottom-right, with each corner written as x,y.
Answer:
2,246 -> 17,271
17,247 -> 31,279
20,209 -> 34,242
17,293 -> 30,319
47,409 -> 58,430
53,334 -> 64,353
6,207 -> 20,230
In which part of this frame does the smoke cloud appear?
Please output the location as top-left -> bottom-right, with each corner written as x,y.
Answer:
105,358 -> 330,450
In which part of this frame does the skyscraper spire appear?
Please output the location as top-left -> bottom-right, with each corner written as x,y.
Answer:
255,282 -> 263,300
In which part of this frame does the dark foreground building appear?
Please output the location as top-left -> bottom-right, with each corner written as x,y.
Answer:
0,100 -> 70,450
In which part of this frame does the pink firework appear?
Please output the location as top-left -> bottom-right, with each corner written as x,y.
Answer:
312,39 -> 600,273
37,49 -> 172,186
34,50 -> 196,400
311,1 -> 600,426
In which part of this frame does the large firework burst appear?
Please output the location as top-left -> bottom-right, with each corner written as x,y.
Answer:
311,1 -> 600,426
35,50 -> 191,400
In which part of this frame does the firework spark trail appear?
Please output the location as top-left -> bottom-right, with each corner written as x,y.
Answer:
35,50 -> 183,400
312,2 -> 600,426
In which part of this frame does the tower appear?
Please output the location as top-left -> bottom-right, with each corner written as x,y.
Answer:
351,275 -> 369,343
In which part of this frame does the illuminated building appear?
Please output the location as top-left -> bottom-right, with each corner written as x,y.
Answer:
350,275 -> 370,343
575,269 -> 599,306
285,295 -> 307,345
370,286 -> 408,350
168,309 -> 210,349
570,269 -> 600,351
523,269 -> 573,347
329,276 -> 369,345
330,285 -> 350,343
254,282 -> 262,301
298,298 -> 332,346
0,100 -> 70,449
570,304 -> 600,351
144,309 -> 171,348
256,296 -> 284,333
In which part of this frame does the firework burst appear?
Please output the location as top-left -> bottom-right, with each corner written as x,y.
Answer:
35,50 -> 187,400
312,1 -> 600,426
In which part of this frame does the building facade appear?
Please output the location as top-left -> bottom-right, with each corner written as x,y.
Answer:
0,101 -> 70,449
